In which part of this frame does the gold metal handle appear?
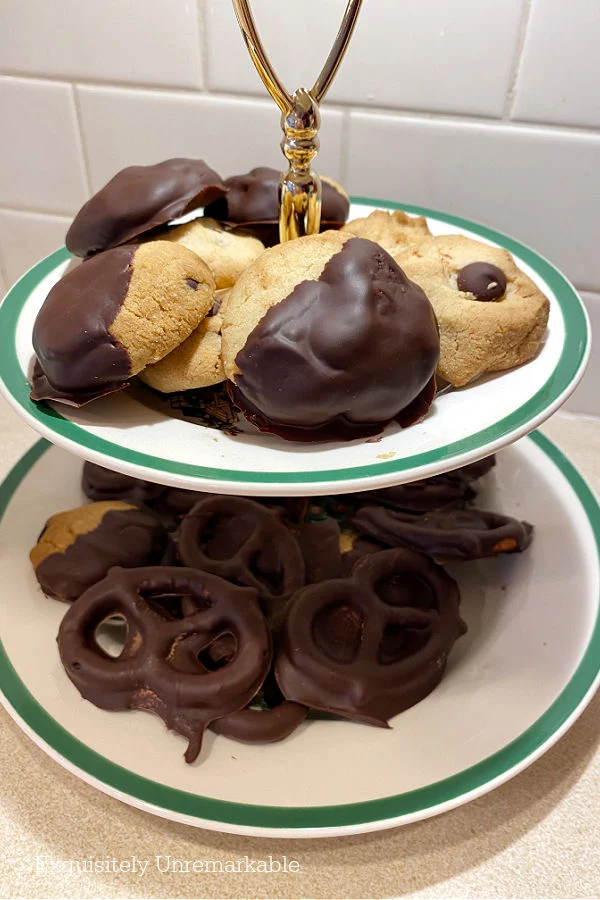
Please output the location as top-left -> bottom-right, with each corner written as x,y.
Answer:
232,0 -> 363,242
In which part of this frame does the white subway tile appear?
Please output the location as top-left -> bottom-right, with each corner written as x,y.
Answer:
206,1 -> 345,99
512,0 -> 600,128
206,0 -> 523,117
0,209 -> 71,286
0,0 -> 202,90
564,293 -> 600,416
347,112 -> 600,291
0,78 -> 88,215
77,86 -> 345,191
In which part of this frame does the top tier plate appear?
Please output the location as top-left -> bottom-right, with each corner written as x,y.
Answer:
0,198 -> 589,496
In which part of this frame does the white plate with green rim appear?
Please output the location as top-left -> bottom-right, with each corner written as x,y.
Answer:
0,431 -> 598,837
0,199 -> 589,496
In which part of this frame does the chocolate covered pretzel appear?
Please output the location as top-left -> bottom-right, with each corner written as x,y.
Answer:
353,505 -> 533,563
57,566 -> 271,761
276,548 -> 465,725
178,496 -> 305,612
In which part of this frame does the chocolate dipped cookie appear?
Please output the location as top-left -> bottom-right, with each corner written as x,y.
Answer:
31,241 -> 215,405
66,158 -> 227,257
222,232 -> 440,441
396,234 -> 550,386
30,501 -> 168,602
205,166 -> 349,245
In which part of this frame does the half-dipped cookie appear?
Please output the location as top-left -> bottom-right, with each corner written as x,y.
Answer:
396,235 -> 550,386
205,166 -> 350,245
66,158 -> 227,257
30,501 -> 168,602
31,241 -> 215,405
222,231 -> 440,441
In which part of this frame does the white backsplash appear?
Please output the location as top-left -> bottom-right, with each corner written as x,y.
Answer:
0,0 -> 598,414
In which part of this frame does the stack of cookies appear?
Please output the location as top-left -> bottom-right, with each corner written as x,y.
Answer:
30,157 -> 550,442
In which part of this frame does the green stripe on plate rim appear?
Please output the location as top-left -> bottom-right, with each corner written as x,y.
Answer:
0,432 -> 599,830
0,199 -> 589,484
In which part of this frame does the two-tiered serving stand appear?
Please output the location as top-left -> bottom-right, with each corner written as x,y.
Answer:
0,0 -> 597,838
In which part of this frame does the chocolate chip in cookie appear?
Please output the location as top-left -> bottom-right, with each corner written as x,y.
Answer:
456,262 -> 507,301
396,234 -> 550,387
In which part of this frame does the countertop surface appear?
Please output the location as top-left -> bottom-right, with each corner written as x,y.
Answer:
0,399 -> 598,900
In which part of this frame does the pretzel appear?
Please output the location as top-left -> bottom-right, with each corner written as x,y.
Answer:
57,566 -> 271,762
177,497 -> 305,612
276,548 -> 465,725
352,505 -> 533,563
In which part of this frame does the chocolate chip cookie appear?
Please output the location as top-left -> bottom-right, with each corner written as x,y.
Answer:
31,241 -> 216,405
396,234 -> 550,386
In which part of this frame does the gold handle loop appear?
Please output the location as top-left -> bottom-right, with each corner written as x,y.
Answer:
231,0 -> 363,242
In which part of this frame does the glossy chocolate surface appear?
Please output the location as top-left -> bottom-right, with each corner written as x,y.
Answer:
31,245 -> 135,405
211,698 -> 307,743
233,238 -> 440,442
34,507 -> 168,602
276,548 -> 465,725
457,262 -> 507,301
66,158 -> 227,257
353,505 -> 533,562
178,496 -> 305,610
58,566 -> 271,762
82,462 -> 209,520
205,166 -> 349,229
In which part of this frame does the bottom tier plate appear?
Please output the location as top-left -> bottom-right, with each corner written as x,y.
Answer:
0,432 -> 598,838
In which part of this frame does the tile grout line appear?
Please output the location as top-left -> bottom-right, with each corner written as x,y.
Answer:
503,0 -> 534,120
0,198 -> 598,298
70,84 -> 93,196
1,70 -> 599,136
0,202 -> 75,220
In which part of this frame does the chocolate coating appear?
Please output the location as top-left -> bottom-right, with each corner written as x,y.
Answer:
453,455 -> 496,482
361,474 -> 475,514
290,518 -> 343,584
57,566 -> 271,762
34,507 -> 168,602
178,496 -> 305,611
353,505 -> 533,563
340,536 -> 387,575
31,246 -> 135,405
66,158 -> 227,257
82,462 -> 209,520
82,462 -> 166,505
276,549 -> 465,726
233,238 -> 440,442
457,262 -> 507,301
211,698 -> 307,743
205,166 -> 349,239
